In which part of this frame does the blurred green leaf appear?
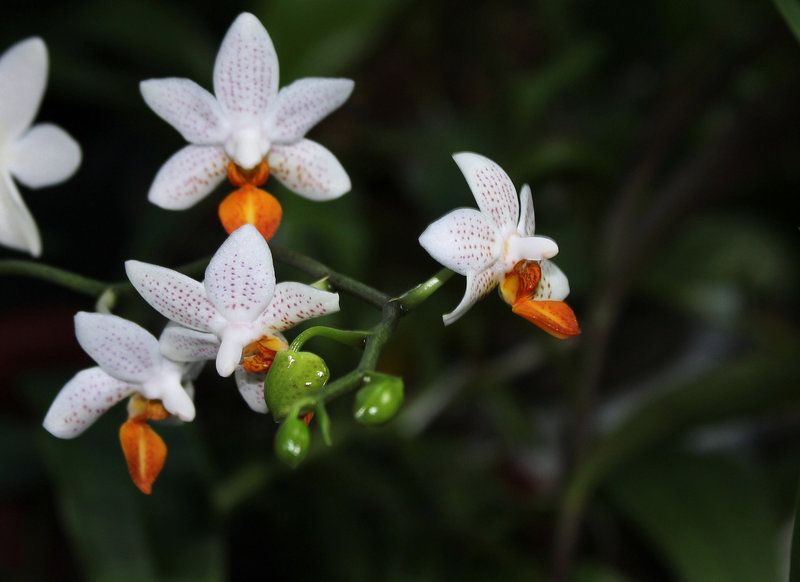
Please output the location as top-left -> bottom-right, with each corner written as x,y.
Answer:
567,324 -> 800,510
39,429 -> 159,582
607,452 -> 780,582
642,214 -> 798,324
38,408 -> 223,581
790,479 -> 800,582
571,563 -> 631,582
257,0 -> 408,78
775,0 -> 800,44
513,40 -> 607,126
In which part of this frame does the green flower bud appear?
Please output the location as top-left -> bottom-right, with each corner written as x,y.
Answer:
264,351 -> 330,421
274,417 -> 311,468
353,374 -> 404,426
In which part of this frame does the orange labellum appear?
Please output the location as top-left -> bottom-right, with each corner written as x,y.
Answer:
512,299 -> 582,339
300,411 -> 314,426
242,335 -> 288,373
500,261 -> 542,306
219,185 -> 283,241
119,420 -> 167,495
227,161 -> 270,187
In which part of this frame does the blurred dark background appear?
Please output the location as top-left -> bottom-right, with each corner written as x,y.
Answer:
0,0 -> 799,580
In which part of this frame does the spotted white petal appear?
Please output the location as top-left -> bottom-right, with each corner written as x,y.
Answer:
147,145 -> 228,210
126,260 -> 224,333
453,152 -> 519,232
532,260 -> 570,301
7,123 -> 81,189
504,234 -> 559,267
0,170 -> 40,256
43,367 -> 135,439
268,139 -> 350,200
140,78 -> 230,144
74,312 -> 162,384
442,263 -> 506,326
418,208 -> 501,276
265,77 -> 354,144
204,224 -> 275,323
213,12 -> 278,123
159,323 -> 220,362
0,37 -> 47,140
234,367 -> 268,413
256,282 -> 340,333
518,184 -> 535,237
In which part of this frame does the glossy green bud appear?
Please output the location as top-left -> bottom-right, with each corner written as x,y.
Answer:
353,374 -> 404,426
274,417 -> 311,468
264,351 -> 330,421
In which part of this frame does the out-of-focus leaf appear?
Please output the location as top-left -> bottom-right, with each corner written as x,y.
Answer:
571,563 -> 631,582
0,419 -> 41,491
641,214 -> 798,324
775,0 -> 800,45
607,452 -> 780,582
513,40 -> 607,126
567,323 -> 800,508
257,0 -> 407,78
790,479 -> 800,582
39,425 -> 159,582
33,370 -> 223,582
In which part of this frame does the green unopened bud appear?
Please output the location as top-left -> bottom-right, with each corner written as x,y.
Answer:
264,351 -> 330,421
353,374 -> 404,426
274,417 -> 311,468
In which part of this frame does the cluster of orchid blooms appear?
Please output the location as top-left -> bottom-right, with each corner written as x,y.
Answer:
0,13 -> 579,494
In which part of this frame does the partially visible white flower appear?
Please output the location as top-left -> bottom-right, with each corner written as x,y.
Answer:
140,12 -> 353,210
0,37 -> 81,256
126,223 -> 340,378
43,312 -> 196,439
419,152 -> 568,325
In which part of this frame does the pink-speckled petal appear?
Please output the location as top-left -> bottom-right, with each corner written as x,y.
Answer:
74,312 -> 161,384
213,13 -> 278,122
148,145 -> 228,210
159,323 -> 220,362
204,224 -> 275,323
265,77 -> 354,144
234,367 -> 268,413
532,260 -> 570,301
256,282 -> 340,333
518,184 -> 535,237
442,264 -> 505,326
140,78 -> 230,144
268,139 -> 350,200
453,152 -> 518,232
43,367 -> 135,439
418,208 -> 501,276
126,260 -> 223,333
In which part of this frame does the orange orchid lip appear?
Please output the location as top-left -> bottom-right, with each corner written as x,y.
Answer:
218,185 -> 283,241
511,299 -> 581,339
119,419 -> 167,495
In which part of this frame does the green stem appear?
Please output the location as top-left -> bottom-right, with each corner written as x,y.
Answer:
288,326 -> 371,352
271,245 -> 391,308
396,268 -> 454,312
0,259 -> 116,296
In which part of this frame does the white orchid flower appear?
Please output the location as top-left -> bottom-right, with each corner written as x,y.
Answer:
159,322 -> 286,413
43,312 -> 197,439
126,223 -> 340,378
140,12 -> 353,210
0,37 -> 81,256
419,152 -> 570,325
